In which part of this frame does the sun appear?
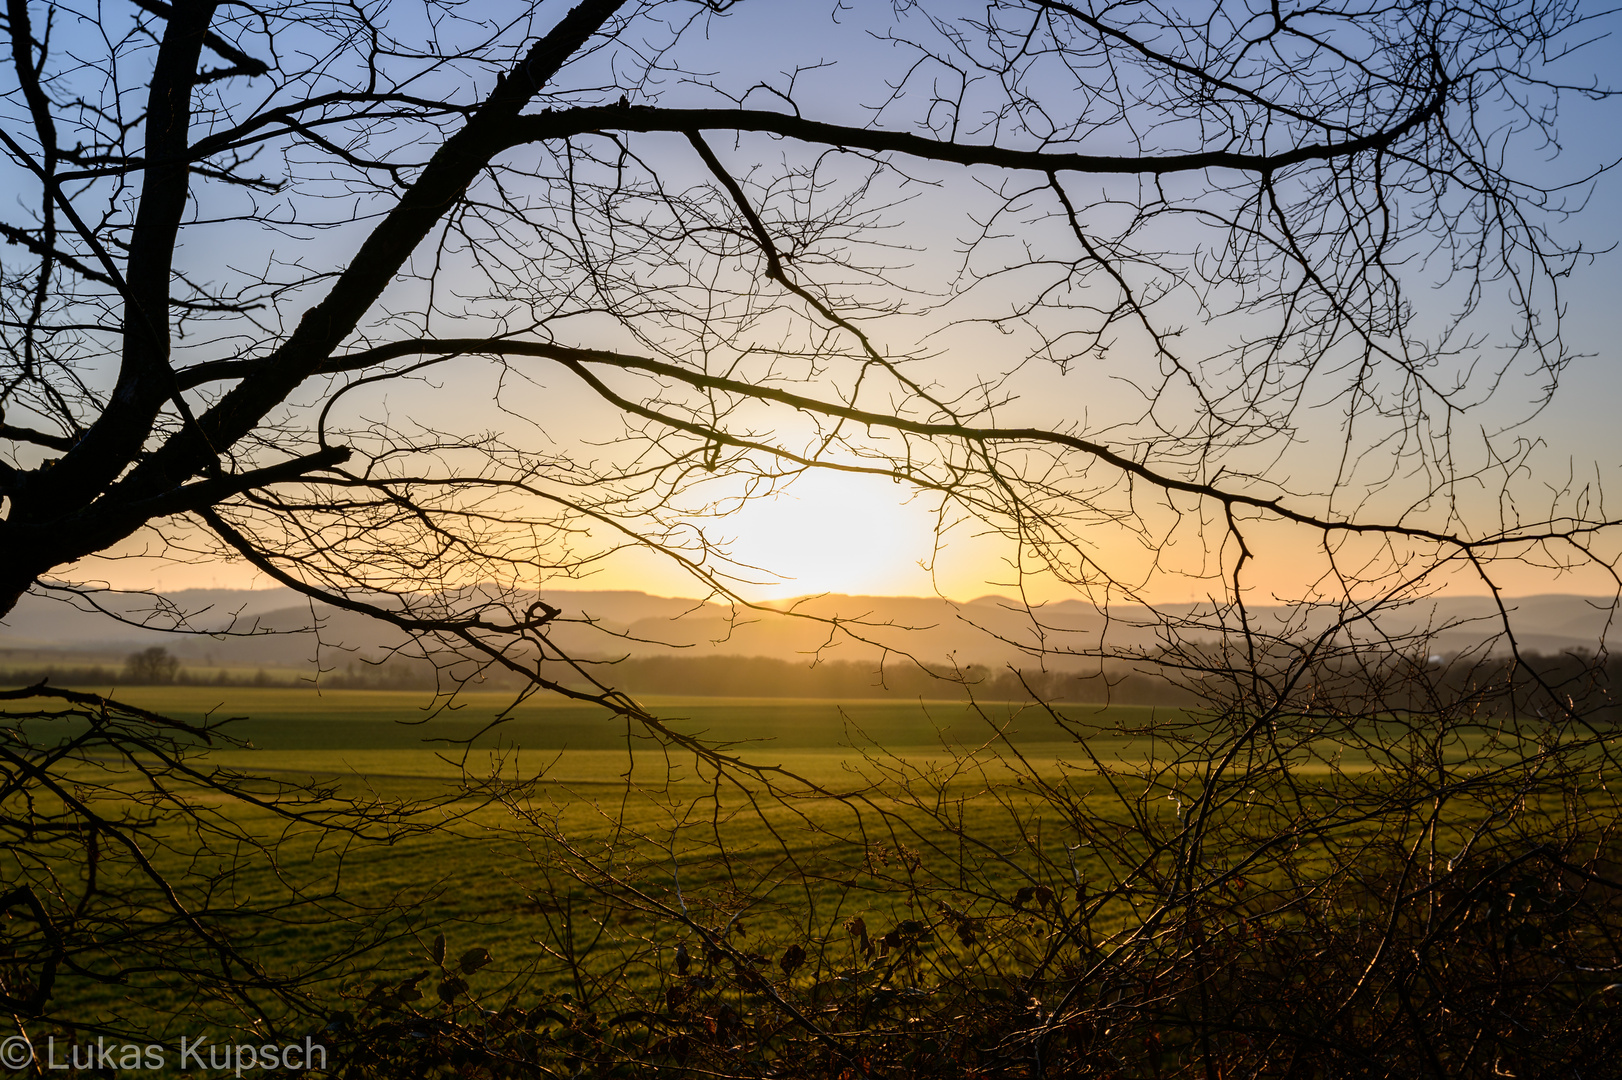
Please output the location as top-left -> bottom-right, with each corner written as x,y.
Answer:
719,470 -> 943,598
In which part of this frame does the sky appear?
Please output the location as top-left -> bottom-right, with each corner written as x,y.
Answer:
41,0 -> 1622,607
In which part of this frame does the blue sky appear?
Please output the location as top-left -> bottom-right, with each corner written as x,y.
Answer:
27,0 -> 1622,604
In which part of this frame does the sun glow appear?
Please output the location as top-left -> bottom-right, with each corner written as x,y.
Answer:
717,471 -> 945,599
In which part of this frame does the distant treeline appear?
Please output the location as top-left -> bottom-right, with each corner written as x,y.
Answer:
1329,646 -> 1622,721
0,661 -> 300,688
0,650 -> 455,690
0,647 -> 1192,702
555,654 -> 1198,704
5,646 -> 1621,717
1159,645 -> 1622,723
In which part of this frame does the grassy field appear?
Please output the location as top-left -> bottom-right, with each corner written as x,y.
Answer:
11,683 -> 1182,748
11,684 -> 1205,796
8,684 -> 1588,1049
4,687 -> 1187,1035
6,682 -> 1533,779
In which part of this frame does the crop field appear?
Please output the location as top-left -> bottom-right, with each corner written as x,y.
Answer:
5,688 -> 1166,1034
13,683 -> 1182,747
11,683 -> 1211,799
8,684 -> 1595,1049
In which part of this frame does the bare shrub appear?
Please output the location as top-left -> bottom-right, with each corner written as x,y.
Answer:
2,1 -> 1619,1069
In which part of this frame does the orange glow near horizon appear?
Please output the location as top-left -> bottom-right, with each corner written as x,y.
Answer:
48,460 -> 1622,606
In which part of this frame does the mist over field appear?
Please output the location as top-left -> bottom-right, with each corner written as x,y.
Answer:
9,587 -> 1618,670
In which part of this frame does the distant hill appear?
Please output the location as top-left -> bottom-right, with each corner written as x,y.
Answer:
4,584 -> 1616,672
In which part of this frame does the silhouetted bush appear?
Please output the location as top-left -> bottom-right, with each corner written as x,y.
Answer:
123,646 -> 181,684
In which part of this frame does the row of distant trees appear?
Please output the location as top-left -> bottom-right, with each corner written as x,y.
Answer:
563,653 -> 1200,703
7,647 -> 1191,697
2,646 -> 295,688
0,647 -> 1219,699
6,646 -> 1617,715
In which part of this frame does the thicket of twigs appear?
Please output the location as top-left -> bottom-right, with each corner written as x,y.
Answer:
2,631 -> 1619,1080
311,636 -> 1622,1079
6,613 -> 1622,1078
4,0 -> 1621,1073
0,683 -> 471,1043
326,854 -> 1622,1078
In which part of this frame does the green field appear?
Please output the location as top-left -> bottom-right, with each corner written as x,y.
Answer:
15,683 -> 1178,747
4,688 -> 1191,1036
11,684 -> 1202,794
7,684 -> 1595,1056
6,683 -> 1539,780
